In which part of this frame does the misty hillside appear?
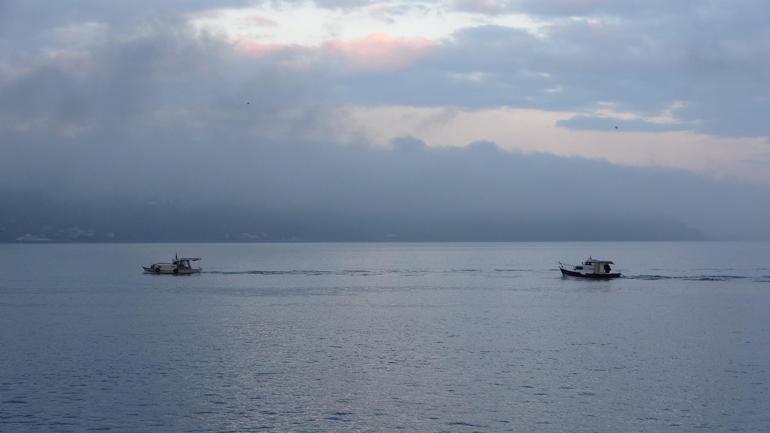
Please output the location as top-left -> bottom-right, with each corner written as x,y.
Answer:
0,200 -> 704,242
5,139 -> 763,242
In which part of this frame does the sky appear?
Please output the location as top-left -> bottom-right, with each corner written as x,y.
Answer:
1,0 -> 769,241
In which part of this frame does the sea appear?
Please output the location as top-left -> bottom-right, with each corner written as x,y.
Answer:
1,242 -> 769,432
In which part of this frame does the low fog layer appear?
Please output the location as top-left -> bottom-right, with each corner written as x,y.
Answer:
3,129 -> 769,241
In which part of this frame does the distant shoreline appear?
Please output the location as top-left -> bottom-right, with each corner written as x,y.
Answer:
6,239 -> 768,245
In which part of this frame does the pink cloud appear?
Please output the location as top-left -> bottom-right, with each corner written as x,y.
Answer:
236,40 -> 291,57
234,33 -> 436,73
325,32 -> 436,72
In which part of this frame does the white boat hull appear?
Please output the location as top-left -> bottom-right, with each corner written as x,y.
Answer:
559,257 -> 621,279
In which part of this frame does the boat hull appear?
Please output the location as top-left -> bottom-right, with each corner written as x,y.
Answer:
560,268 -> 621,279
142,266 -> 201,275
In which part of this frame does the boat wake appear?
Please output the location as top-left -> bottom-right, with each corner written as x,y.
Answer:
197,270 -> 769,282
201,268 -> 534,277
204,269 -> 387,276
625,274 -> 764,282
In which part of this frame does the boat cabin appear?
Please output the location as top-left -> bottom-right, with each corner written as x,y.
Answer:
575,257 -> 614,274
173,257 -> 200,270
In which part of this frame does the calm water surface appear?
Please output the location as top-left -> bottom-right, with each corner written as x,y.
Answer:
1,242 -> 769,432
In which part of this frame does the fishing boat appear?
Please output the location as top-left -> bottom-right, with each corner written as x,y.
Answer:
559,257 -> 621,279
143,255 -> 201,275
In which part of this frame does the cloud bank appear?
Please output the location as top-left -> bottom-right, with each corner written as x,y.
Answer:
1,1 -> 769,241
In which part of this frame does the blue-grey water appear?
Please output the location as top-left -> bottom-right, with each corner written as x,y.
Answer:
1,242 -> 769,432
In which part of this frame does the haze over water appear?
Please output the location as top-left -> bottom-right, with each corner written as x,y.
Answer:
1,242 -> 769,432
